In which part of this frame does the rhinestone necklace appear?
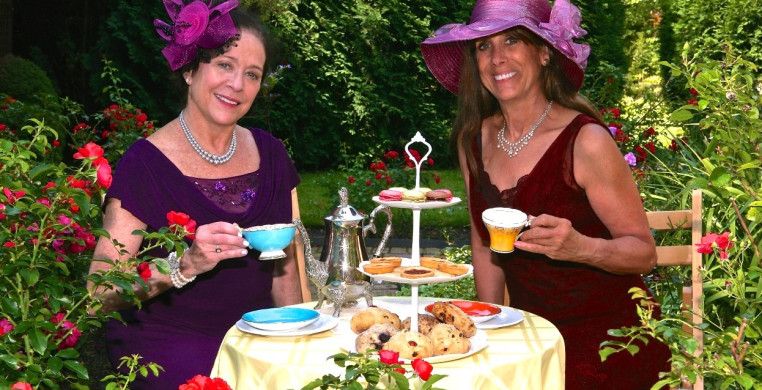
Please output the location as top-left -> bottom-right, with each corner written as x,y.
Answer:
179,110 -> 237,165
497,100 -> 553,158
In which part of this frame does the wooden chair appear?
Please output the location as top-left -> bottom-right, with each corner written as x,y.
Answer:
646,189 -> 703,390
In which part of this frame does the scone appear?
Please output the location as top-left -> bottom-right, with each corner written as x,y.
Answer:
384,331 -> 435,359
429,323 -> 471,355
402,314 -> 441,335
355,323 -> 399,353
350,307 -> 402,334
428,301 -> 477,338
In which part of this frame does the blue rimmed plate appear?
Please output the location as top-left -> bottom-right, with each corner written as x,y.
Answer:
242,307 -> 320,331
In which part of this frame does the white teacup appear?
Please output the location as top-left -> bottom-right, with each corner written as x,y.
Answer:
481,208 -> 531,253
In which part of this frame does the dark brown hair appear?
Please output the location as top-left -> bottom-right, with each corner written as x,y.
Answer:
451,27 -> 602,181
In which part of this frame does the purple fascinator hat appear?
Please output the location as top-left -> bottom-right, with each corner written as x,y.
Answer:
420,0 -> 590,94
154,0 -> 240,71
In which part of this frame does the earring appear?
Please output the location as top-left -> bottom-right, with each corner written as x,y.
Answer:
185,77 -> 191,84
542,59 -> 549,66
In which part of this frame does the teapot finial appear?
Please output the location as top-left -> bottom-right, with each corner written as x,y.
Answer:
339,187 -> 349,208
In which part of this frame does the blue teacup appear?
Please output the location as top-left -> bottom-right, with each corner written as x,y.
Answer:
239,223 -> 296,260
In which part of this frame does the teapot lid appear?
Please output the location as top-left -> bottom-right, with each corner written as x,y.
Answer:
325,187 -> 365,223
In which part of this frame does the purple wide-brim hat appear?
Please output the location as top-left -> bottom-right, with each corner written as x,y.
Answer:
420,0 -> 590,94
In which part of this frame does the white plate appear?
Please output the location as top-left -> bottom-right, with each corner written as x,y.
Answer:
372,196 -> 462,210
236,313 -> 338,336
340,329 -> 488,364
358,258 -> 473,285
373,296 -> 523,330
475,307 -> 524,329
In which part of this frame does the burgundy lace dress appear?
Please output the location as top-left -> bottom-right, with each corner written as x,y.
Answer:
103,128 -> 299,389
468,114 -> 670,389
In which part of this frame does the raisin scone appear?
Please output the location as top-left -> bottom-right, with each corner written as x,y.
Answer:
428,323 -> 471,355
428,301 -> 477,338
384,331 -> 435,360
355,323 -> 399,353
350,306 -> 402,334
401,314 -> 441,335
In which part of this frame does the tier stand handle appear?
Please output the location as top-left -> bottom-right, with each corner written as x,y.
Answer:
403,131 -> 432,334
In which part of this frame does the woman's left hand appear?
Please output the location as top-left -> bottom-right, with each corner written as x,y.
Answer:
513,214 -> 593,262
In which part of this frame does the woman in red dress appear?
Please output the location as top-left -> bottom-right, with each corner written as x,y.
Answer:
420,0 -> 671,388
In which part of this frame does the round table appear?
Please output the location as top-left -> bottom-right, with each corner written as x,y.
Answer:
211,297 -> 565,389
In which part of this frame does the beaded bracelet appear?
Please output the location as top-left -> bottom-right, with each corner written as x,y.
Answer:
167,251 -> 196,289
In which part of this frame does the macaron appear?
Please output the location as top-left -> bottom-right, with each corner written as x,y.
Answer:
379,189 -> 403,201
425,189 -> 452,202
401,189 -> 426,203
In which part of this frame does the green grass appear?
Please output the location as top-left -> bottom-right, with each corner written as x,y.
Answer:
296,169 -> 470,232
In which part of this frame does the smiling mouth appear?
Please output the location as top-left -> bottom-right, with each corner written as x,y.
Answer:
216,94 -> 239,105
494,72 -> 517,81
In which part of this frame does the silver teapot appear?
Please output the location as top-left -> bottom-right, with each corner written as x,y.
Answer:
294,187 -> 392,317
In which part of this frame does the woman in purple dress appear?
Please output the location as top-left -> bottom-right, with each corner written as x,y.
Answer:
420,0 -> 671,388
87,1 -> 302,388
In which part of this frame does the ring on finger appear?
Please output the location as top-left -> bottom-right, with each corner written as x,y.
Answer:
215,246 -> 222,253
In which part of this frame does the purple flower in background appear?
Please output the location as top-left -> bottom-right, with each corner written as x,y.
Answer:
608,126 -> 618,136
241,189 -> 256,202
624,152 -> 637,166
214,181 -> 227,192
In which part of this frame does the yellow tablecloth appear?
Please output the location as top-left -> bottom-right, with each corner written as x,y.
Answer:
211,297 -> 565,389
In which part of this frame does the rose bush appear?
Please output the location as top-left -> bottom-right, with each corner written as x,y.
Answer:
300,349 -> 445,390
599,45 -> 761,388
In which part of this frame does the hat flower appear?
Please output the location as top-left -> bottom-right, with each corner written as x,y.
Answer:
538,0 -> 590,69
154,0 -> 240,71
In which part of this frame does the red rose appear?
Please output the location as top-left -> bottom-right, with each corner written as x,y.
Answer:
11,382 -> 33,390
348,176 -> 355,184
688,98 -> 698,106
715,232 -> 733,251
610,108 -> 620,118
645,142 -> 655,153
137,262 -> 152,283
644,127 -> 655,138
167,211 -> 197,239
411,358 -> 433,381
690,88 -> 698,96
379,349 -> 401,365
695,233 -> 718,254
73,142 -> 105,160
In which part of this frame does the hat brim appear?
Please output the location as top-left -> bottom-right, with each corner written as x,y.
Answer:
421,20 -> 584,94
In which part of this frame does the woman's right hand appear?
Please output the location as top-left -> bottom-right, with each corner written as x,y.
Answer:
178,221 -> 250,277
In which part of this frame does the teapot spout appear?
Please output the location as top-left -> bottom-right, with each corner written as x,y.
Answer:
293,218 -> 328,309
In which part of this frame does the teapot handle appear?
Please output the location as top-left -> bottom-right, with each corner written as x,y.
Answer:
364,204 -> 393,258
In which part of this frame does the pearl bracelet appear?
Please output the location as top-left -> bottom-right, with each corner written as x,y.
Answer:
167,251 -> 196,289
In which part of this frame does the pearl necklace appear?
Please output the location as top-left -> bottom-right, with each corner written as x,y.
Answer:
179,110 -> 237,165
497,101 -> 553,158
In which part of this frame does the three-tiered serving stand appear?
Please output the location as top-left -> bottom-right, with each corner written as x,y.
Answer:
362,132 -> 469,332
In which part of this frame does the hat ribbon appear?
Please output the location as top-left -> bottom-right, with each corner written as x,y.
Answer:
154,0 -> 240,71
537,0 -> 590,69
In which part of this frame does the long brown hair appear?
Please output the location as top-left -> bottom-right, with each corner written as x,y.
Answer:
451,27 -> 602,181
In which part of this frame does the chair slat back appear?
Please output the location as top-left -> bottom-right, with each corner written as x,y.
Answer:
646,189 -> 703,390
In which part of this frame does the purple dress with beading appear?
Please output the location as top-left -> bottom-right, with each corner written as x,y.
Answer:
103,128 -> 299,389
468,115 -> 671,389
